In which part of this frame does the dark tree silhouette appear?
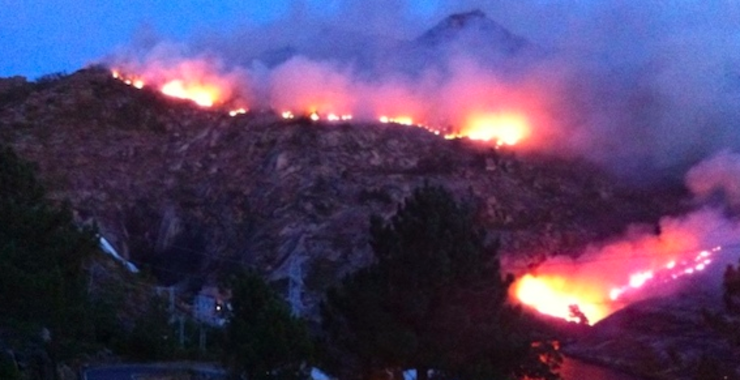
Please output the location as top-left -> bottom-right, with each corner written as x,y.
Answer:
568,304 -> 589,326
322,184 -> 561,380
0,146 -> 100,354
222,271 -> 314,380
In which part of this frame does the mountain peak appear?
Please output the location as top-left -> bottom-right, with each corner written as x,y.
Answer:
415,9 -> 530,57
441,9 -> 488,29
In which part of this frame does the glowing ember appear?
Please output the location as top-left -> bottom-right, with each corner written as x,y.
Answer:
112,70 -> 146,90
229,108 -> 247,117
379,116 -> 415,126
609,246 -> 722,302
310,112 -> 320,121
628,271 -> 654,288
282,111 -> 295,119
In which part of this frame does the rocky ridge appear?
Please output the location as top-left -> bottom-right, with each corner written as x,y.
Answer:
0,68 -> 685,315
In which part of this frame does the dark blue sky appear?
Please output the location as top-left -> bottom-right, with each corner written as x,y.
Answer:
0,0 -> 468,79
2,1 -> 736,79
0,1 -> 298,78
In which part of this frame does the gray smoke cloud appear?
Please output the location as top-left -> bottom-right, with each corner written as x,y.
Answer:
686,150 -> 740,207
106,0 -> 740,181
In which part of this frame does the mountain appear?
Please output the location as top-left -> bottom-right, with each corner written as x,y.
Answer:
0,68 -> 685,316
386,9 -> 541,77
250,10 -> 538,76
414,9 -> 529,56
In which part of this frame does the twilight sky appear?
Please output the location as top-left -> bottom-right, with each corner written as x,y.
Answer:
3,0 -> 738,79
0,0 -> 600,78
3,1 -> 740,79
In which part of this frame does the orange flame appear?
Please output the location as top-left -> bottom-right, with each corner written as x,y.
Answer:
513,245 -> 724,325
161,80 -> 221,107
462,113 -> 530,146
109,64 -> 539,148
514,274 -> 611,323
379,116 -> 415,126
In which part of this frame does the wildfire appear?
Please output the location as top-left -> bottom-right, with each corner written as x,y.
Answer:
379,116 -> 415,126
608,247 -> 719,301
462,113 -> 530,146
161,80 -> 221,107
515,274 -> 610,323
229,108 -> 247,117
109,67 -> 535,147
513,246 -> 724,325
112,70 -> 145,89
111,68 -> 250,117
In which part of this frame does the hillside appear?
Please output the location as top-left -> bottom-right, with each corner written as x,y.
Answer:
0,68 -> 687,315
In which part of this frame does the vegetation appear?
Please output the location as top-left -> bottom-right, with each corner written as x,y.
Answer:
0,144 -> 559,379
126,296 -> 177,361
0,145 -> 192,373
222,271 -> 314,380
0,145 -> 101,355
321,183 -> 561,380
0,351 -> 20,380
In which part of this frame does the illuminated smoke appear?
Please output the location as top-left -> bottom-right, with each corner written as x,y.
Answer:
107,43 -> 252,109
513,153 -> 740,323
686,150 -> 740,207
513,208 -> 740,324
99,1 -> 740,176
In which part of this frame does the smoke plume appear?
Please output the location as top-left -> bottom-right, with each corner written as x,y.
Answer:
104,1 -> 740,179
514,152 -> 740,323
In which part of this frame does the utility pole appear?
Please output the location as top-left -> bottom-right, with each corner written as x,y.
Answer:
199,322 -> 206,353
168,286 -> 175,314
178,315 -> 185,348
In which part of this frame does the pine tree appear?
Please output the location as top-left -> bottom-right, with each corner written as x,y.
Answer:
322,183 -> 561,380
0,146 -> 99,351
222,271 -> 314,380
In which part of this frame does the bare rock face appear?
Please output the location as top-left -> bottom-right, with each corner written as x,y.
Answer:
0,68 -> 686,315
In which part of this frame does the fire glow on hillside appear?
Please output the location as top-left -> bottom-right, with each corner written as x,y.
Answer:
160,80 -> 221,107
508,206 -> 740,325
513,245 -> 725,324
108,67 -> 533,147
